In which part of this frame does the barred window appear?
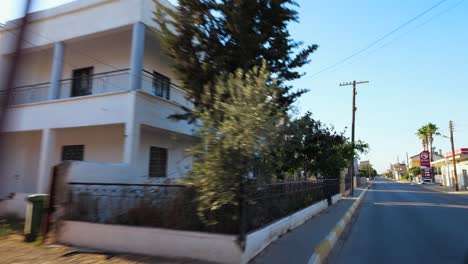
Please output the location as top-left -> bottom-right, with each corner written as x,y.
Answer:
61,145 -> 84,161
149,146 -> 168,178
152,71 -> 170,100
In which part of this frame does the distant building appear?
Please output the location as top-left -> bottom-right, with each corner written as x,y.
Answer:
391,163 -> 407,180
431,148 -> 468,190
359,160 -> 371,170
408,151 -> 444,168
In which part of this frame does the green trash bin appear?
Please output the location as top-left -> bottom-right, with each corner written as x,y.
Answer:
24,194 -> 48,242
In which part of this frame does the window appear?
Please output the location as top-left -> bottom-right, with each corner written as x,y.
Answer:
149,146 -> 168,178
71,67 -> 93,97
61,145 -> 84,161
152,71 -> 170,100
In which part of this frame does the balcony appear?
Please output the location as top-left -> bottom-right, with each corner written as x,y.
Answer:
0,69 -> 187,107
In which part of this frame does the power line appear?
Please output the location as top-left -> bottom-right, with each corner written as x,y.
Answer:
328,0 -> 466,73
309,0 -> 451,79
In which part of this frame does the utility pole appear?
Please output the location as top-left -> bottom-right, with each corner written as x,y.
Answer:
0,0 -> 32,129
449,121 -> 459,191
340,80 -> 369,196
406,152 -> 411,181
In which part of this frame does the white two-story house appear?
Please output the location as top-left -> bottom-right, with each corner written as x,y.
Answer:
0,0 -> 195,217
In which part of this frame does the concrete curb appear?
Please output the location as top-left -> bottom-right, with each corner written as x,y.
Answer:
307,186 -> 370,264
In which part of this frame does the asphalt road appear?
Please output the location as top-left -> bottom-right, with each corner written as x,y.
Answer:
330,177 -> 468,264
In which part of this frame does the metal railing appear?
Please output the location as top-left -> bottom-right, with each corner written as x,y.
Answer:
64,182 -> 236,234
0,82 -> 50,106
0,69 -> 188,106
62,178 -> 340,235
58,69 -> 130,99
141,70 -> 187,106
244,179 -> 339,232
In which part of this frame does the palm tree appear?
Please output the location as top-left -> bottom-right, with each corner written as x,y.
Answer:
416,127 -> 428,150
416,123 -> 440,153
424,123 -> 441,161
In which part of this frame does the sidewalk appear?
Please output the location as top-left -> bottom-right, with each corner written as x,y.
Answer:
422,184 -> 468,194
250,188 -> 364,264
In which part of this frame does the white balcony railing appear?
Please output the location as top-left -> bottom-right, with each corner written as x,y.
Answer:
57,69 -> 130,100
0,69 -> 188,107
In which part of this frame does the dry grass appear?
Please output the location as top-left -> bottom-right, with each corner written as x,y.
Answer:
0,234 -> 216,264
0,215 -> 23,238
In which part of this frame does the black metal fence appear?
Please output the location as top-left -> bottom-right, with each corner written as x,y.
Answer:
63,179 -> 340,235
244,179 -> 338,232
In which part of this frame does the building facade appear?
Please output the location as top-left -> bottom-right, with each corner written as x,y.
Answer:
391,163 -> 407,180
358,160 -> 370,170
0,0 -> 196,217
431,148 -> 468,190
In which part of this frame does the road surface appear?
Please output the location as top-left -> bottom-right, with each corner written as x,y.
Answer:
330,177 -> 468,264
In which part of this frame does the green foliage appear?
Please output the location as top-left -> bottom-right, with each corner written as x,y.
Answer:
384,171 -> 393,178
359,167 -> 377,178
0,215 -> 23,238
154,0 -> 318,118
359,162 -> 378,178
401,173 -> 410,181
271,112 -> 368,180
182,65 -> 282,223
416,123 -> 440,151
409,166 -> 421,176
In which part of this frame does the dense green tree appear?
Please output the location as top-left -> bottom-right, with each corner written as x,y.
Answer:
401,173 -> 410,181
271,112 -> 368,180
384,171 -> 393,178
359,166 -> 377,178
183,64 -> 281,222
154,0 -> 318,119
409,166 -> 421,176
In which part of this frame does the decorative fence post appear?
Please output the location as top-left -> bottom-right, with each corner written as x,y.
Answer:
238,167 -> 247,251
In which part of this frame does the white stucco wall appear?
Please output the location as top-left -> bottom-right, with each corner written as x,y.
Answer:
58,221 -> 242,264
0,131 -> 41,196
56,199 -> 330,264
0,0 -> 140,54
143,33 -> 175,83
0,131 -> 41,218
53,124 -> 125,164
0,193 -> 30,218
61,29 -> 132,79
3,91 -> 131,132
440,162 -> 468,189
0,125 -> 126,217
331,193 -> 342,204
136,126 -> 193,179
13,49 -> 54,87
2,28 -> 131,90
135,92 -> 195,136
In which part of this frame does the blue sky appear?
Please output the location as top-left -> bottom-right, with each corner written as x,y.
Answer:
1,0 -> 467,172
